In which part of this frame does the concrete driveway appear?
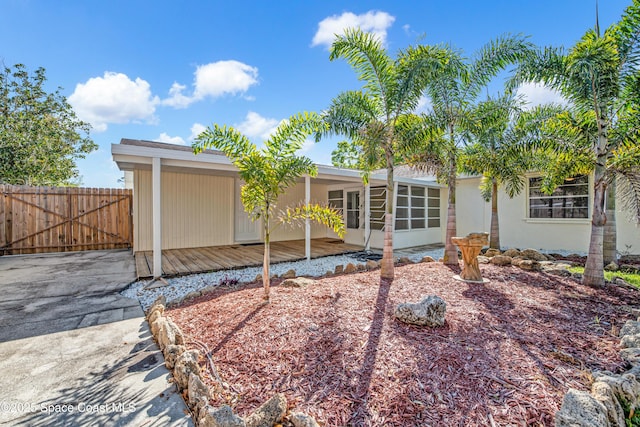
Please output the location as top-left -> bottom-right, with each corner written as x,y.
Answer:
0,250 -> 192,426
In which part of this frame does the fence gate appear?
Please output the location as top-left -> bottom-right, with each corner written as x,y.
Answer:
0,185 -> 133,255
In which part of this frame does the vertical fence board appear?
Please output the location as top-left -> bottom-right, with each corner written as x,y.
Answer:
0,185 -> 132,255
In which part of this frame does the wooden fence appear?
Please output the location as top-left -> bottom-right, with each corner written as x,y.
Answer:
0,185 -> 132,255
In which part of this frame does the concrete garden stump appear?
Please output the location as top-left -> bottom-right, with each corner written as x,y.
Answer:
451,232 -> 489,282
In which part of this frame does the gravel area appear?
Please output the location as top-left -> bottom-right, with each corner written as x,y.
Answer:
122,248 -> 445,310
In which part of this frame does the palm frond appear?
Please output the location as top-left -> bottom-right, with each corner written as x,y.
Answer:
278,203 -> 346,238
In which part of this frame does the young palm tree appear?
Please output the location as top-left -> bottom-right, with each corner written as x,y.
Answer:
317,28 -> 445,280
402,35 -> 534,264
193,112 -> 345,301
459,94 -> 535,249
510,1 -> 640,286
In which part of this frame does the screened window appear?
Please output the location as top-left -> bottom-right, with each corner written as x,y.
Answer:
528,176 -> 589,219
427,188 -> 440,228
370,186 -> 386,230
328,190 -> 343,214
394,185 -> 434,230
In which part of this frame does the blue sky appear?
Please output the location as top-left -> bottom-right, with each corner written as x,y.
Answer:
0,0 -> 632,187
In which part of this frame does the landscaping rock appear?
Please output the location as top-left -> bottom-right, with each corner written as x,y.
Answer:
555,388 -> 609,427
158,318 -> 185,350
502,248 -> 521,258
281,277 -> 316,288
490,255 -> 512,266
544,267 -> 572,277
545,254 -> 556,261
282,269 -> 296,279
147,309 -> 162,325
255,274 -> 262,283
477,255 -> 490,264
344,263 -> 357,274
200,405 -> 246,427
357,263 -> 366,271
163,344 -> 186,369
146,295 -> 166,318
521,248 -> 548,262
621,264 -> 640,274
605,262 -> 619,272
174,349 -> 201,391
184,290 -> 202,301
245,393 -> 287,427
290,412 -> 320,427
517,260 -> 541,271
334,265 -> 344,274
397,256 -> 412,264
621,334 -> 640,349
620,348 -> 640,366
593,371 -> 640,410
395,296 -> 446,327
189,372 -> 211,413
366,260 -> 380,270
621,320 -> 640,338
421,256 -> 435,263
591,381 -> 625,427
151,316 -> 167,337
484,248 -> 501,258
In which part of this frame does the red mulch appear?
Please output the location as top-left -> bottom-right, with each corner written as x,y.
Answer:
168,263 -> 640,426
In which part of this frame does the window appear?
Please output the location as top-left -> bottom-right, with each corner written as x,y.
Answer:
346,191 -> 360,229
395,185 -> 409,230
427,188 -> 440,228
370,186 -> 386,230
528,176 -> 589,219
328,190 -> 343,214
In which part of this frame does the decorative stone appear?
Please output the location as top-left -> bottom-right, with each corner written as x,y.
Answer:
255,274 -> 262,283
281,277 -> 316,288
484,248 -> 501,257
605,262 -> 619,272
174,349 -> 201,391
184,290 -> 202,301
357,263 -> 366,271
158,318 -> 185,350
334,265 -> 344,274
148,309 -> 162,325
420,256 -> 435,263
593,371 -> 640,413
502,249 -> 521,258
245,393 -> 287,427
189,372 -> 211,413
282,269 -> 296,279
477,255 -> 490,264
621,334 -> 640,349
395,296 -> 446,327
397,256 -> 412,264
544,267 -> 572,277
151,316 -> 166,337
520,248 -> 548,261
344,263 -> 357,274
621,348 -> 640,366
146,295 -> 166,318
290,412 -> 320,427
490,255 -> 512,266
591,381 -> 625,427
366,260 -> 379,270
545,254 -> 556,261
555,388 -> 609,427
451,232 -> 489,281
517,260 -> 541,271
163,344 -> 186,369
200,405 -> 246,427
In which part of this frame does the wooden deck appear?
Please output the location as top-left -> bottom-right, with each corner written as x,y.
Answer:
134,238 -> 363,278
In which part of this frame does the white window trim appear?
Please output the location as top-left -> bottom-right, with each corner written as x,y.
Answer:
524,173 -> 592,222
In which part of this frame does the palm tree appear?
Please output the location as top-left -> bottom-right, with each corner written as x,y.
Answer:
402,35 -> 534,265
510,1 -> 640,287
317,28 -> 445,281
193,112 -> 345,301
459,94 -> 536,249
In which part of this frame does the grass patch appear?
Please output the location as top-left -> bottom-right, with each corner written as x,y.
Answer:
568,266 -> 640,287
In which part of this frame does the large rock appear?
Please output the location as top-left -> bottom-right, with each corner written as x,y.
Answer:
282,269 -> 296,279
158,318 -> 185,350
502,248 -> 521,258
521,248 -> 548,261
189,372 -> 211,413
397,257 -> 413,265
281,277 -> 316,288
146,295 -> 166,318
484,248 -> 501,258
621,347 -> 640,366
605,262 -> 619,272
200,405 -> 246,427
174,349 -> 201,391
334,265 -> 344,274
591,381 -> 625,427
395,296 -> 446,327
290,412 -> 320,427
150,316 -> 166,337
621,320 -> 640,338
621,334 -> 640,349
245,393 -> 287,427
344,263 -> 357,274
164,344 -> 186,369
490,255 -> 512,266
420,256 -> 435,263
517,260 -> 541,271
477,255 -> 490,264
593,371 -> 640,412
555,388 -> 609,427
366,260 -> 380,270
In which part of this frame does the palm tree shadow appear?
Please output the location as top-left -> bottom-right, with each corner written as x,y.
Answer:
210,303 -> 267,355
348,278 -> 392,426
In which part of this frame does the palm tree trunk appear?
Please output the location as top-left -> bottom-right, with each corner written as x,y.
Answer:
490,180 -> 500,250
583,160 -> 607,287
263,215 -> 271,300
603,179 -> 617,265
443,153 -> 459,265
380,148 -> 395,280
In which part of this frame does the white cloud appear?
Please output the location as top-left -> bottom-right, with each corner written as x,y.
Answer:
189,123 -> 207,141
416,95 -> 432,113
157,132 -> 186,145
312,10 -> 395,48
297,138 -> 315,155
69,72 -> 159,132
236,111 -> 280,140
161,60 -> 259,108
516,83 -> 568,109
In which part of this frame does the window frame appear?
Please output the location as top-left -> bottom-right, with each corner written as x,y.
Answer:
526,175 -> 591,221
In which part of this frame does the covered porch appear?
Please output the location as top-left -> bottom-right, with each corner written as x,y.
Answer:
134,237 -> 362,278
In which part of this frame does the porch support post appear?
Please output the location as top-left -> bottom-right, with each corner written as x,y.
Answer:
305,175 -> 311,260
152,157 -> 162,278
365,184 -> 370,250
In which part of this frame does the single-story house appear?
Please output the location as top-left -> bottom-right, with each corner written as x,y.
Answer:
111,139 -> 639,277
